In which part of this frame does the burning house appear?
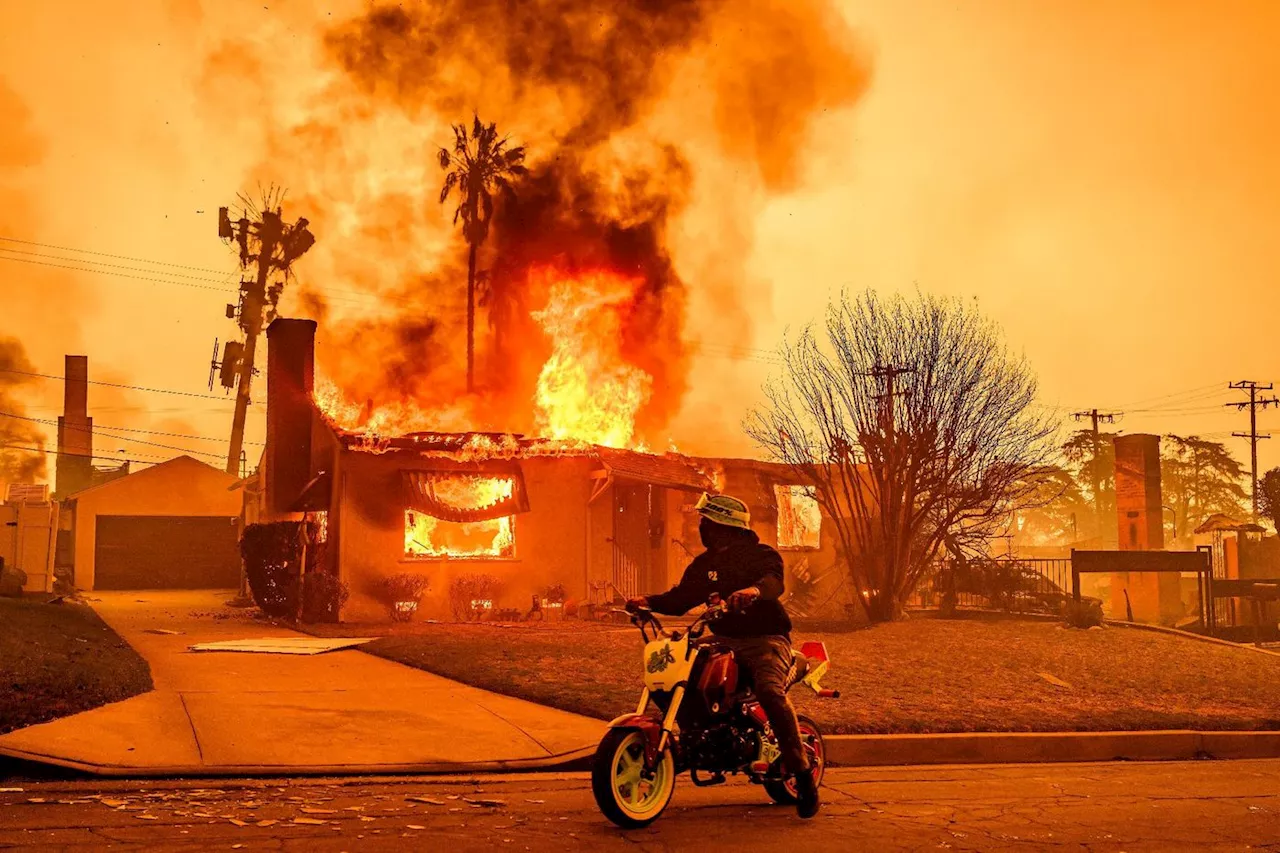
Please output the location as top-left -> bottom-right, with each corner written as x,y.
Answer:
251,319 -> 843,622
222,0 -> 869,623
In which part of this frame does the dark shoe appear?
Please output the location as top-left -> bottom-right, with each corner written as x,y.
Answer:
794,768 -> 820,819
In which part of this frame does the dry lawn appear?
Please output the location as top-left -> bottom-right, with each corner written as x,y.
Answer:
337,615 -> 1280,734
0,595 -> 153,734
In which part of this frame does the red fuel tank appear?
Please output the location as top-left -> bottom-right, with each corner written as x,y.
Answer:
696,649 -> 739,715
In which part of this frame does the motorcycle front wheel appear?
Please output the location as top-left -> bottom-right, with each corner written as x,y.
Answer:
591,728 -> 676,828
764,714 -> 826,805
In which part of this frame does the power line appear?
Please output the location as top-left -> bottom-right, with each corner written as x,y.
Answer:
0,442 -> 163,465
0,235 -> 234,275
0,252 -> 239,294
1100,382 -> 1226,410
0,366 -> 261,403
0,411 -> 255,459
0,246 -> 236,285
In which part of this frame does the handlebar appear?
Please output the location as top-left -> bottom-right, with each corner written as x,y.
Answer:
620,600 -> 727,643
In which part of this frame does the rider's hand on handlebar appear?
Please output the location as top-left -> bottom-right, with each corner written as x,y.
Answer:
625,596 -> 649,614
727,586 -> 761,612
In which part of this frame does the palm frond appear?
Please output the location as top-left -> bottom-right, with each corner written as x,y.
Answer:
437,148 -> 451,170
438,170 -> 459,204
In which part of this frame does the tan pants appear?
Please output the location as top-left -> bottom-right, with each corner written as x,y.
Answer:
720,634 -> 809,775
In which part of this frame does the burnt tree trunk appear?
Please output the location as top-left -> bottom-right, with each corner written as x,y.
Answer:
466,237 -> 478,393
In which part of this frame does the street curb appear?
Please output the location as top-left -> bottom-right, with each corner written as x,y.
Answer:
9,730 -> 1280,778
1106,620 -> 1280,658
824,730 -> 1280,767
0,744 -> 595,780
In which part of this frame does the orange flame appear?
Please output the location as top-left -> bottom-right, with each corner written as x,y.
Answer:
404,475 -> 516,558
530,266 -> 652,449
313,265 -> 658,451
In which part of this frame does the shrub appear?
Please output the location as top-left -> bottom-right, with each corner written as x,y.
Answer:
240,522 -> 303,618
449,574 -> 502,621
378,572 -> 431,622
1062,597 -> 1104,629
302,572 -> 350,624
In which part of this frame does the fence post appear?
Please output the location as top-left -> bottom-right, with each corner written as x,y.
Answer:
1070,550 -> 1081,602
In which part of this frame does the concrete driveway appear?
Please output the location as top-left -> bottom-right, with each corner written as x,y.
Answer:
0,591 -> 604,776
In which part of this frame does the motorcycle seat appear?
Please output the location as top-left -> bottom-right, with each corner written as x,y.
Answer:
730,649 -> 811,694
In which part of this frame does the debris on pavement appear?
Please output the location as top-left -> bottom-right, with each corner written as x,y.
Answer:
1037,672 -> 1074,689
463,797 -> 507,807
187,637 -> 374,654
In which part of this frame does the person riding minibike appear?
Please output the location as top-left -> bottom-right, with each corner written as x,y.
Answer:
627,492 -> 820,819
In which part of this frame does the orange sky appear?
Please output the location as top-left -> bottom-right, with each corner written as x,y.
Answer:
1,0 -> 1278,480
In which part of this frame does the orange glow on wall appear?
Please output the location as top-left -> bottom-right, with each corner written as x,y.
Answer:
776,484 -> 821,549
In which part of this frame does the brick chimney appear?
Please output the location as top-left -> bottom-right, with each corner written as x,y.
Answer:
265,318 -> 317,516
55,355 -> 92,498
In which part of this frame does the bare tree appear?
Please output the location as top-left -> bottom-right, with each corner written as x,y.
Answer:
746,290 -> 1058,623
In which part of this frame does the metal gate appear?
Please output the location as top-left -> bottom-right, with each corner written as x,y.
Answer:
610,484 -> 655,600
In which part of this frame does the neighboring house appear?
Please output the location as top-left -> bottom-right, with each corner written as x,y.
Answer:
251,319 -> 847,622
64,455 -> 242,590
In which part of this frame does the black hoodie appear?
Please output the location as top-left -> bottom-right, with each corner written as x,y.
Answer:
645,529 -> 792,638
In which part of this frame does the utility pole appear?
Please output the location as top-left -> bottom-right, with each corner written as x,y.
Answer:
216,198 -> 315,476
865,364 -> 915,440
1225,380 -> 1280,520
1071,409 -> 1122,539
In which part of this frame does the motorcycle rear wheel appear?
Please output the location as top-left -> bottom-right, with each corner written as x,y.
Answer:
591,728 -> 676,828
763,714 -> 826,805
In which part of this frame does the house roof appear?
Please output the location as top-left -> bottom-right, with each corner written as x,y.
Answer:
1194,513 -> 1266,534
64,455 -> 237,501
595,448 -> 713,492
336,429 -> 716,491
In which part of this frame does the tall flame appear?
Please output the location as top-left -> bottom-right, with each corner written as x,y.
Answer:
530,267 -> 652,449
315,265 -> 658,450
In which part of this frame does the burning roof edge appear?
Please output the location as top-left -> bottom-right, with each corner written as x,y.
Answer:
334,429 -> 723,490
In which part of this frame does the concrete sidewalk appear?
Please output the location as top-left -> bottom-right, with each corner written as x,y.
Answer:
0,591 -> 604,776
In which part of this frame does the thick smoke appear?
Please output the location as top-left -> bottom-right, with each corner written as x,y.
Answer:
0,338 -> 47,483
209,0 -> 870,441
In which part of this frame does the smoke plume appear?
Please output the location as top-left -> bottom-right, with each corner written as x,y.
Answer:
206,0 -> 871,442
0,338 -> 47,483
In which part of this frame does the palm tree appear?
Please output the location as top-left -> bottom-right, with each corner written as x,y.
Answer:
438,115 -> 527,392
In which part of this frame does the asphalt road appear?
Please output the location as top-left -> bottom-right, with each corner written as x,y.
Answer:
2,760 -> 1278,851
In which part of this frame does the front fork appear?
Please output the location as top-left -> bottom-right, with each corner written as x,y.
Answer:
633,685 -> 684,776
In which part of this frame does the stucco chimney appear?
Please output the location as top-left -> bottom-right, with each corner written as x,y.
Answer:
55,355 -> 92,498
265,318 -> 317,516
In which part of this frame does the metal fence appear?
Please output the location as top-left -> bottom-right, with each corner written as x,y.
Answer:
912,557 -> 1073,614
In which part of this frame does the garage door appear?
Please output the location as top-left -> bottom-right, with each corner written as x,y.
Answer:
94,515 -> 240,589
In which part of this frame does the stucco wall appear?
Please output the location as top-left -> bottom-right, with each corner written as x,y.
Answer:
337,452 -> 599,622
71,456 -> 241,589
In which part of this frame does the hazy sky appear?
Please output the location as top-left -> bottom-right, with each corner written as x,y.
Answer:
1,0 -> 1278,479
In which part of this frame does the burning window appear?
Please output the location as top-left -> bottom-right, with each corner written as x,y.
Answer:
775,485 -> 821,549
403,473 -> 520,559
